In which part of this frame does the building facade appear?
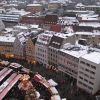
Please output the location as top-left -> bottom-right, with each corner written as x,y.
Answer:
48,33 -> 70,68
14,34 -> 26,60
58,44 -> 87,79
26,3 -> 43,13
25,37 -> 37,63
35,31 -> 54,66
0,35 -> 15,58
77,52 -> 100,94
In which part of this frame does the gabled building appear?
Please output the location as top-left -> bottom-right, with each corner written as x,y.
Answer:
14,28 -> 43,60
25,36 -> 37,63
48,1 -> 61,11
48,33 -> 75,68
14,32 -> 26,60
35,31 -> 55,66
26,3 -> 44,13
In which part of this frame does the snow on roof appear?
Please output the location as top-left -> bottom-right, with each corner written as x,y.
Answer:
4,28 -> 13,33
49,0 -> 67,4
4,4 -> 18,7
64,26 -> 74,33
75,32 -> 100,36
30,24 -> 39,29
75,3 -> 85,7
81,52 -> 100,64
62,98 -> 67,100
14,25 -> 28,30
49,0 -> 60,3
0,35 -> 15,43
66,10 -> 94,13
78,13 -> 99,21
79,22 -> 100,28
86,5 -> 100,8
49,87 -> 58,94
59,17 -> 78,25
59,16 -> 76,20
37,32 -> 53,45
8,9 -> 30,16
82,17 -> 99,21
27,3 -> 42,7
14,24 -> 39,30
17,30 -> 39,44
60,43 -> 88,58
48,79 -> 58,87
17,32 -> 26,43
55,33 -> 73,38
51,95 -> 61,100
79,14 -> 99,18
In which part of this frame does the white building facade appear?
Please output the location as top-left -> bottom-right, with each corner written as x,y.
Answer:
35,31 -> 54,66
77,52 -> 100,94
58,44 -> 87,79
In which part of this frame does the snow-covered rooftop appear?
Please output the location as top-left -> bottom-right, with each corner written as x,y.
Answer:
75,32 -> 100,36
37,32 -> 54,45
27,4 -> 42,7
17,32 -> 26,44
0,35 -> 15,43
64,26 -> 74,33
66,10 -> 94,14
17,29 -> 40,44
81,52 -> 100,64
55,33 -> 74,38
51,95 -> 61,100
78,13 -> 99,21
13,24 -> 39,31
79,22 -> 100,28
59,43 -> 88,58
14,25 -> 28,30
75,3 -> 85,8
78,14 -> 99,18
30,25 -> 39,29
49,0 -> 60,3
49,87 -> 58,94
8,9 -> 30,16
48,79 -> 58,87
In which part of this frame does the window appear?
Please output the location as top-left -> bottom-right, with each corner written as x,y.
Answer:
91,65 -> 96,70
80,66 -> 84,70
88,86 -> 93,90
89,81 -> 94,85
84,78 -> 88,82
90,71 -> 95,75
86,63 -> 90,67
85,68 -> 89,72
83,83 -> 87,87
84,74 -> 89,78
79,76 -> 83,80
90,76 -> 95,80
79,71 -> 84,74
80,61 -> 85,64
78,81 -> 82,84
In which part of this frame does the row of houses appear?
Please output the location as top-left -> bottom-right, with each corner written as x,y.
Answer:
75,3 -> 100,12
35,31 -> 100,95
0,28 -> 100,95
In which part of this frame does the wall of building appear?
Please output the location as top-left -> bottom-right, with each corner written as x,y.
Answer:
77,57 -> 100,94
